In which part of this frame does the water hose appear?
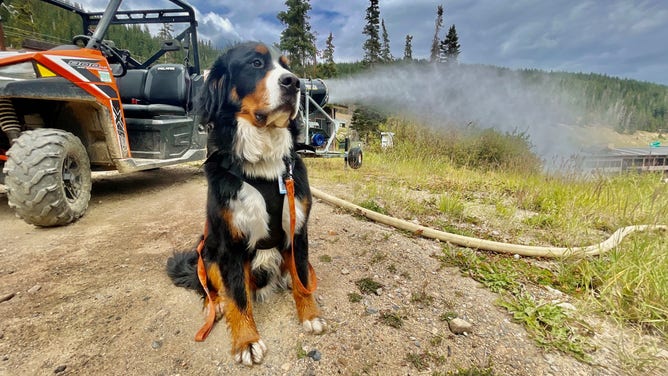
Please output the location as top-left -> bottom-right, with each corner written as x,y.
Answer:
311,187 -> 667,258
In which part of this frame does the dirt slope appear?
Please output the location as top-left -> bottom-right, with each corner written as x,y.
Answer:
0,165 -> 659,375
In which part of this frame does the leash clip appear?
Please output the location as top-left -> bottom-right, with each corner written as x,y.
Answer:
286,159 -> 294,179
280,156 -> 295,195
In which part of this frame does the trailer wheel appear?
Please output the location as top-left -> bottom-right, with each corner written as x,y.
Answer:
3,129 -> 92,227
347,146 -> 363,169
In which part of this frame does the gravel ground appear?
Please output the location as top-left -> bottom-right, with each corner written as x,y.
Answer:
1,165 -> 665,375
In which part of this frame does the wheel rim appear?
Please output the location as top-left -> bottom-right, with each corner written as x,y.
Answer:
62,154 -> 83,202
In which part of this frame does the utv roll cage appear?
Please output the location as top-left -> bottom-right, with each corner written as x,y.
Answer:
35,0 -> 201,75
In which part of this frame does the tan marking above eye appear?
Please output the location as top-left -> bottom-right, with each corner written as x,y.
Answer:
255,44 -> 269,55
279,55 -> 290,68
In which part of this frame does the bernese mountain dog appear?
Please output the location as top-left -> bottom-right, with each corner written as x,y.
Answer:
166,42 -> 324,366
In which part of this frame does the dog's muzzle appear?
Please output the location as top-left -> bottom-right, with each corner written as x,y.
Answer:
253,73 -> 300,129
280,73 -> 300,119
280,73 -> 300,96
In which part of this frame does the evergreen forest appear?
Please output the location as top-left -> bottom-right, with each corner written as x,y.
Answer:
1,0 -> 666,133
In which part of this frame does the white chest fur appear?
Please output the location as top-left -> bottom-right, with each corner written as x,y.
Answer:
234,119 -> 292,180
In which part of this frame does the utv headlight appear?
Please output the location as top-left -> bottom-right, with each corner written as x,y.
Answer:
0,62 -> 37,80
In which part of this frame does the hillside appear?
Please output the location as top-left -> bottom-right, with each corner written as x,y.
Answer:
333,61 -> 668,135
2,0 -> 666,134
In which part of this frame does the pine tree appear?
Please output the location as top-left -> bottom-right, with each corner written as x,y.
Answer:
322,32 -> 335,63
403,34 -> 413,61
362,0 -> 381,67
443,24 -> 461,64
380,19 -> 393,63
277,0 -> 317,76
351,106 -> 386,142
4,1 -> 37,47
158,23 -> 173,40
318,32 -> 337,78
430,5 -> 444,63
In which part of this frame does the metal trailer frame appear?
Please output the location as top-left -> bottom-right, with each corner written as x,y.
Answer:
299,79 -> 362,168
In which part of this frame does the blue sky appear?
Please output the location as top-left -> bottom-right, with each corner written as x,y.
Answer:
86,0 -> 668,86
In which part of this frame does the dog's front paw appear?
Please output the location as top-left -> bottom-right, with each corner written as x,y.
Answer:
302,317 -> 326,334
233,339 -> 267,366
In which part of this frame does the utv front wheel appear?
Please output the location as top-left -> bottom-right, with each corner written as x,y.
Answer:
3,129 -> 92,227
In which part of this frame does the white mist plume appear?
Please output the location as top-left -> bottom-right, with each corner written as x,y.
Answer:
325,64 -> 585,161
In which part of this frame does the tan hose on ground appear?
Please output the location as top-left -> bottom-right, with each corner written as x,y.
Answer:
311,187 -> 667,258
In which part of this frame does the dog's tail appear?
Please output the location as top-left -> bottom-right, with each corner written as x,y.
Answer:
166,250 -> 205,295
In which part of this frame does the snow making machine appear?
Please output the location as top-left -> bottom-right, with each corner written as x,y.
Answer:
298,78 -> 362,169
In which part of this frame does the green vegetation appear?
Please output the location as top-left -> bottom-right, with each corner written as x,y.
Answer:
433,365 -> 497,376
438,247 -> 595,361
347,292 -> 363,303
410,281 -> 435,306
355,277 -> 384,295
306,119 -> 667,367
345,64 -> 668,134
318,254 -> 332,263
7,1 -> 667,134
295,342 -> 308,359
405,351 -> 430,371
277,0 -> 317,77
498,293 -> 594,362
377,310 -> 404,328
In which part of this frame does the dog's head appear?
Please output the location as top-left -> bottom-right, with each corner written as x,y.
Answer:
199,42 -> 300,130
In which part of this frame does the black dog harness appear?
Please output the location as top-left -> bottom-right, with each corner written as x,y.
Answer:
193,151 -> 317,342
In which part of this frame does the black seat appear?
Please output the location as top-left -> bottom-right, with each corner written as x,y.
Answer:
119,64 -> 190,118
116,69 -> 148,104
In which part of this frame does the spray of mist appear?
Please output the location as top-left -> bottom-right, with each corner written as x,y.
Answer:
325,63 -> 586,164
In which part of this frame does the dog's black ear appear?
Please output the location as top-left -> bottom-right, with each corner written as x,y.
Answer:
198,56 -> 230,125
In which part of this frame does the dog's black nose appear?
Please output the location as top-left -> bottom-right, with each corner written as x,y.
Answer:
280,73 -> 300,92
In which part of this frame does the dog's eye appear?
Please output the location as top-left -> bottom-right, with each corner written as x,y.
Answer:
251,58 -> 264,68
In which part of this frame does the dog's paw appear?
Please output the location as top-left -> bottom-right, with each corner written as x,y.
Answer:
234,339 -> 267,366
302,317 -> 326,334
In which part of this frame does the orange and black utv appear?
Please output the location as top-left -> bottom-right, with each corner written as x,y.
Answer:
0,0 -> 206,226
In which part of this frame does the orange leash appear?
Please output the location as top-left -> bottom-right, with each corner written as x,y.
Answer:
285,177 -> 318,295
194,222 -> 217,342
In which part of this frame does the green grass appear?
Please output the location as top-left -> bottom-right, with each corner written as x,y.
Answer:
295,342 -> 307,359
359,198 -> 388,214
347,292 -> 363,303
498,293 -> 594,362
438,247 -> 596,361
378,311 -> 404,328
439,193 -> 466,219
566,234 -> 668,335
433,366 -> 497,376
355,277 -> 384,295
405,352 -> 430,371
305,120 -> 668,364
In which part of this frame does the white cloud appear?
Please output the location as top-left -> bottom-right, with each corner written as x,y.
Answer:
44,0 -> 668,85
197,11 -> 240,44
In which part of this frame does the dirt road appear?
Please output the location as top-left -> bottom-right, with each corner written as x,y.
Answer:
0,165 -> 649,375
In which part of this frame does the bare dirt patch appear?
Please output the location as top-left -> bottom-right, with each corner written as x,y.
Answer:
0,165 -> 664,375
